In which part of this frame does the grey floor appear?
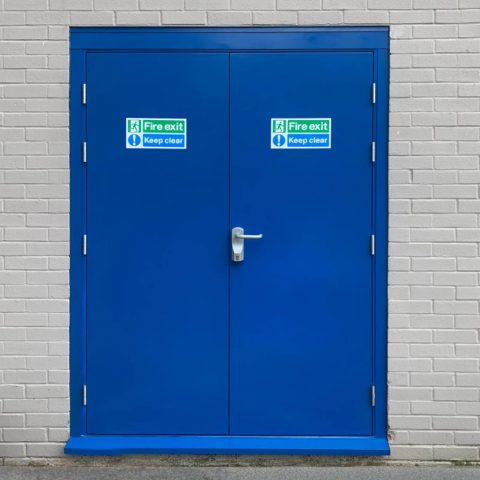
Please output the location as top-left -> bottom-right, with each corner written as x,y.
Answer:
1,466 -> 480,480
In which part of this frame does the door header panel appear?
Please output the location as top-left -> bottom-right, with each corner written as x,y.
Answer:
71,27 -> 389,51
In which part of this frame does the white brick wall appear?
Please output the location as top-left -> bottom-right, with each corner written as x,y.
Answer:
0,0 -> 479,462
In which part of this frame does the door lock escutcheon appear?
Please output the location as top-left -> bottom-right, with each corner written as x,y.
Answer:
231,227 -> 263,262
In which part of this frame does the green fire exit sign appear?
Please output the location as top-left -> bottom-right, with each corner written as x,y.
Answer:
271,118 -> 332,149
126,118 -> 187,149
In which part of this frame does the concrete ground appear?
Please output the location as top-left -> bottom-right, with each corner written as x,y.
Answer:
1,466 -> 480,480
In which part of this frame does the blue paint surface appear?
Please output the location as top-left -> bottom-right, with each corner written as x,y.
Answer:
69,27 -> 389,455
71,27 -> 389,51
65,435 -> 389,456
230,52 -> 374,436
86,52 -> 230,435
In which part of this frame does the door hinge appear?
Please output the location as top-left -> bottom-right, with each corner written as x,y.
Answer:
82,234 -> 87,256
371,385 -> 376,407
82,83 -> 87,105
82,384 -> 87,406
82,141 -> 87,163
372,83 -> 376,104
370,234 -> 375,256
371,141 -> 376,163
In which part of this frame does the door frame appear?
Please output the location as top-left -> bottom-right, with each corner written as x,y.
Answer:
68,26 -> 389,456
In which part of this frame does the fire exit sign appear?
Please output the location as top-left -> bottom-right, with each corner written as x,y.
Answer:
126,118 -> 187,149
271,118 -> 331,149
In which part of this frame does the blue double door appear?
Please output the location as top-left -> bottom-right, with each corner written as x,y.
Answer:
86,52 -> 374,436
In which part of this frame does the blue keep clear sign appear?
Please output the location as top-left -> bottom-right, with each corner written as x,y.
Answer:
126,118 -> 187,149
271,118 -> 331,149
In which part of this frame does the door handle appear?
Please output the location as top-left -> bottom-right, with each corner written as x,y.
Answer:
235,232 -> 263,240
232,227 -> 263,262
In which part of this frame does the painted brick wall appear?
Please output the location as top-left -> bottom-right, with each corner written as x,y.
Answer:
0,0 -> 479,462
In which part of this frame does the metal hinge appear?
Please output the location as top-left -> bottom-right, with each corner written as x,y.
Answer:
82,385 -> 87,406
82,141 -> 87,164
371,141 -> 376,163
82,234 -> 87,256
370,234 -> 375,256
371,385 -> 376,407
82,83 -> 87,105
372,83 -> 376,104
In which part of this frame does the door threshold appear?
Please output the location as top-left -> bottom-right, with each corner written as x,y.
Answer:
65,435 -> 389,456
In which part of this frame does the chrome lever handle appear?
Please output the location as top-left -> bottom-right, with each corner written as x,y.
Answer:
231,227 -> 263,262
235,232 -> 263,240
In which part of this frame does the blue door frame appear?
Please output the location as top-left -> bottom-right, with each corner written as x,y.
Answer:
68,27 -> 389,456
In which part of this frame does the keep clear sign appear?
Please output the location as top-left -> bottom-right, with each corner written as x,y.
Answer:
271,118 -> 331,149
126,118 -> 187,149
